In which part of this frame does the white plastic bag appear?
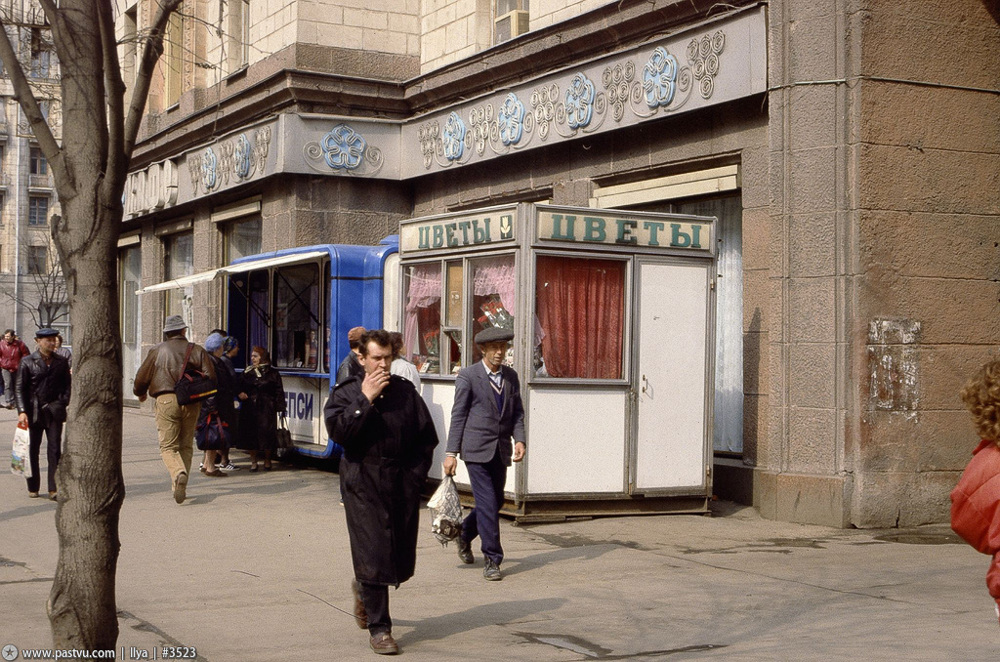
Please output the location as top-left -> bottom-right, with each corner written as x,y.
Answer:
10,422 -> 31,478
427,475 -> 463,545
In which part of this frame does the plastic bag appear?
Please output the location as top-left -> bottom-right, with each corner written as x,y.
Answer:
427,475 -> 463,545
10,422 -> 31,478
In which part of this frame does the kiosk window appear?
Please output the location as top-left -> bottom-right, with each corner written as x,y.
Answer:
273,263 -> 320,370
534,256 -> 625,379
403,262 -> 446,375
469,255 -> 516,366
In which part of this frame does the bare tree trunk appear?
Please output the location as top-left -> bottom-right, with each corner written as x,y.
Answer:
47,193 -> 125,649
0,0 -> 182,647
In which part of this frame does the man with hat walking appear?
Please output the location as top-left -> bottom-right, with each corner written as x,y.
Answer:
443,326 -> 526,581
16,328 -> 71,499
133,315 -> 216,504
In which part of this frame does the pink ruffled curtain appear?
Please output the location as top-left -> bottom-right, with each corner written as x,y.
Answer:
404,264 -> 441,357
472,257 -> 515,314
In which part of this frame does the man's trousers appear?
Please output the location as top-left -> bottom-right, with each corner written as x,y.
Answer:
154,393 -> 200,485
25,419 -> 62,494
460,451 -> 508,565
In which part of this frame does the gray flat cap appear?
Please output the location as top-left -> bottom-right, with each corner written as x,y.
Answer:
474,327 -> 514,344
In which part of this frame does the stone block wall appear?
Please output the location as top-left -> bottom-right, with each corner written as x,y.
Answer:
852,0 -> 1000,526
420,0 -> 490,73
530,0 -> 607,32
763,0 -> 1000,527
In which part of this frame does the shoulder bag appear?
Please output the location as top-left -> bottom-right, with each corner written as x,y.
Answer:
175,343 -> 217,406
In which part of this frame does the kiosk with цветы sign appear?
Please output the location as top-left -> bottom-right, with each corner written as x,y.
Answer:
399,203 -> 717,522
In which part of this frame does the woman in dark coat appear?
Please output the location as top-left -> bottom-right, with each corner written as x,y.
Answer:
324,329 -> 438,652
196,333 -> 235,476
237,345 -> 286,471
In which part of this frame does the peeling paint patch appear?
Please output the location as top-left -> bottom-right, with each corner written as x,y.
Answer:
867,319 -> 920,412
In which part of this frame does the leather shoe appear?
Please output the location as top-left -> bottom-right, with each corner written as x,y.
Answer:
172,472 -> 188,504
484,558 -> 502,581
351,580 -> 368,630
369,632 -> 399,655
457,537 -> 474,564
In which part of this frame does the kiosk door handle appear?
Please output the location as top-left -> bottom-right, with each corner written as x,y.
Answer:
641,374 -> 649,394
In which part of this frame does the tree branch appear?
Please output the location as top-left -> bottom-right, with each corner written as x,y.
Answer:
0,18 -> 67,190
99,1 -> 126,190
123,0 -> 183,160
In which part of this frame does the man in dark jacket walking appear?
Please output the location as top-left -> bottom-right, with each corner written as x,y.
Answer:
16,328 -> 71,499
325,329 -> 438,656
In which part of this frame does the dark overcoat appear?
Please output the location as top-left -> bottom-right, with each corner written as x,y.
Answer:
324,375 -> 438,586
236,364 -> 286,452
196,354 -> 238,450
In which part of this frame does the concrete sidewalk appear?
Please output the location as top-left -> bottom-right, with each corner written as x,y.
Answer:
0,406 -> 994,661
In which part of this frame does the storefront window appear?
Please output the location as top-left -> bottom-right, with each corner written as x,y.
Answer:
442,260 -> 464,373
224,216 -> 262,262
273,264 -> 320,370
403,262 -> 445,375
469,255 -> 516,366
534,255 -> 626,379
163,232 -> 193,330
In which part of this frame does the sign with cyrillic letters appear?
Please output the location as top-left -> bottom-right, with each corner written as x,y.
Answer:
536,210 -> 713,252
400,212 -> 516,253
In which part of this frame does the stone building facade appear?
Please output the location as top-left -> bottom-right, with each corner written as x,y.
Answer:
117,0 -> 1000,527
0,3 -> 66,340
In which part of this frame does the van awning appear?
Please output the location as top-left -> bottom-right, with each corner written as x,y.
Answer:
136,250 -> 328,294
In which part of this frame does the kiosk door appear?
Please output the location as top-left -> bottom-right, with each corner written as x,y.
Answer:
632,259 -> 712,493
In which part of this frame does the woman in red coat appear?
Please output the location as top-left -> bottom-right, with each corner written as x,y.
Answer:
952,358 -> 1000,626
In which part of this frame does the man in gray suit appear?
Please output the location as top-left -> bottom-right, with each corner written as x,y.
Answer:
443,327 -> 526,581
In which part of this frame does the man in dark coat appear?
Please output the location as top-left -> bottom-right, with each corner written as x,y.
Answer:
16,328 -> 71,500
443,327 -> 526,581
324,329 -> 438,656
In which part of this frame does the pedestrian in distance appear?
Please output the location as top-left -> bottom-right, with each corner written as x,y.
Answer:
236,346 -> 286,472
195,332 -> 234,478
334,325 -> 367,505
16,328 -> 71,500
336,326 -> 367,386
388,331 -> 421,390
217,335 -> 242,472
952,357 -> 1000,626
1,328 -> 30,409
444,326 -> 526,581
133,315 -> 217,504
53,332 -> 72,371
324,329 -> 439,655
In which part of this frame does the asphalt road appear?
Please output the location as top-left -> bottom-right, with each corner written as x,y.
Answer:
0,407 -> 993,661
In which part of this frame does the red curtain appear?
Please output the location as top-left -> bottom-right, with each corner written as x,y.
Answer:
535,256 -> 625,379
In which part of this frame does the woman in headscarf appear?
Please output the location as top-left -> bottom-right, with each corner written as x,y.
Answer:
236,346 -> 286,471
215,335 -> 241,471
196,332 -> 237,477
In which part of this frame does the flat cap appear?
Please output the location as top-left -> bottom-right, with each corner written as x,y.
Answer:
162,315 -> 188,333
35,328 -> 58,338
474,327 -> 514,344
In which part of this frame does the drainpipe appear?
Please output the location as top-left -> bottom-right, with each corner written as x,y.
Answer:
13,117 -> 20,333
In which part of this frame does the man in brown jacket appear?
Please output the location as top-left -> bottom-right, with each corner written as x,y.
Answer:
134,315 -> 216,504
